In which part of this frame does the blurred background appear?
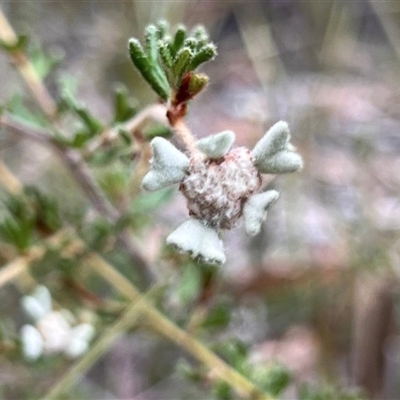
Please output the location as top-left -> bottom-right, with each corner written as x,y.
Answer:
1,0 -> 400,399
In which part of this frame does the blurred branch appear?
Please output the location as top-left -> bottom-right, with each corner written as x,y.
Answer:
83,103 -> 168,157
85,248 -> 275,400
0,161 -> 23,195
0,6 -> 57,120
0,9 -> 153,284
0,228 -> 71,289
0,114 -> 118,220
352,276 -> 397,398
368,0 -> 400,65
0,115 -> 152,281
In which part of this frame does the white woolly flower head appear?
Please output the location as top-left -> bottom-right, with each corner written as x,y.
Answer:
20,286 -> 95,361
142,121 -> 302,264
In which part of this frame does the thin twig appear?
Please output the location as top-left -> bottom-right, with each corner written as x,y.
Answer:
85,248 -> 275,400
83,103 -> 168,157
0,7 -> 57,120
171,118 -> 200,155
0,228 -> 72,289
0,161 -> 23,195
0,127 -> 152,283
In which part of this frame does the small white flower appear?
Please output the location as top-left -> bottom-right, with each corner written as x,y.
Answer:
142,121 -> 302,264
20,324 -> 43,361
20,286 -> 95,361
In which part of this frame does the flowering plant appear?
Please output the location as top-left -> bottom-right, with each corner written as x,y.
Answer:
128,22 -> 303,264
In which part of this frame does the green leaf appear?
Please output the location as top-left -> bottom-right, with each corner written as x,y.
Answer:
5,94 -> 49,129
30,43 -> 64,79
214,340 -> 248,370
143,123 -> 173,140
128,38 -> 170,101
250,364 -> 291,396
156,20 -> 169,39
190,44 -> 217,70
201,303 -> 231,330
212,381 -> 233,400
145,24 -> 159,62
25,186 -> 62,233
130,187 -> 174,214
173,47 -> 193,82
113,85 -> 138,123
118,128 -> 132,145
58,75 -> 103,135
177,262 -> 202,304
0,217 -> 33,251
171,25 -> 187,57
158,40 -> 174,69
70,130 -> 91,148
188,73 -> 209,97
192,25 -> 209,47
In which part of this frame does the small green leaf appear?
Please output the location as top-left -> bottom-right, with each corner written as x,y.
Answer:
25,187 -> 62,233
188,73 -> 209,97
156,20 -> 169,39
130,187 -> 174,214
129,38 -> 170,100
183,37 -> 198,52
113,85 -> 138,123
173,47 -> 193,82
145,24 -> 159,62
158,40 -> 173,69
143,123 -> 173,140
250,363 -> 291,396
118,128 -> 133,145
177,262 -> 202,304
214,340 -> 248,370
171,25 -> 187,57
213,381 -> 233,400
190,43 -> 217,70
5,94 -> 48,129
201,303 -> 231,330
192,25 -> 209,47
30,43 -> 64,79
0,217 -> 33,251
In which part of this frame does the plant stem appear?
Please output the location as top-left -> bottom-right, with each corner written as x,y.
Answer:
0,161 -> 23,195
0,228 -> 71,289
0,115 -> 153,283
83,103 -> 168,157
0,7 -> 57,120
85,248 -> 275,400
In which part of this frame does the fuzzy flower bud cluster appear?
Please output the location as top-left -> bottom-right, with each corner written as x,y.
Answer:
142,121 -> 303,264
20,286 -> 95,361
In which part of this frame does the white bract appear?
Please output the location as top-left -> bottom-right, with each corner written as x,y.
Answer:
142,121 -> 303,264
20,286 -> 95,361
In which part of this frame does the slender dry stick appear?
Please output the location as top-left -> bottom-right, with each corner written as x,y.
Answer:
0,115 -> 152,280
85,250 -> 275,400
171,118 -> 199,155
0,228 -> 72,289
83,103 -> 168,157
0,7 -> 57,120
0,161 -> 23,195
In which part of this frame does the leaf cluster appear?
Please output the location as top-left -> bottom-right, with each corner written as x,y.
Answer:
128,21 -> 217,102
0,187 -> 62,251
